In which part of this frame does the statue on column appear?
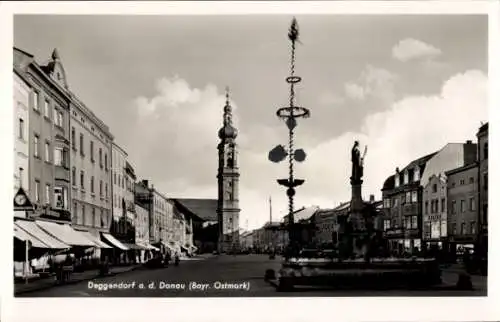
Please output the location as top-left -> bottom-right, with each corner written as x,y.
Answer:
351,140 -> 367,183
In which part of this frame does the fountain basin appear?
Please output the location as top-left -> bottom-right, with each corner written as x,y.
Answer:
273,257 -> 442,291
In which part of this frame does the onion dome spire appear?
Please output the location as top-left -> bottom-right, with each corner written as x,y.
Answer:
218,86 -> 238,140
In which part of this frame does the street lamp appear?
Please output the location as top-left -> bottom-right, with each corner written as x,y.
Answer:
269,18 -> 310,256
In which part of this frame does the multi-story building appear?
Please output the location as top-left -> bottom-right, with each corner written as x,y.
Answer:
422,174 -> 448,248
135,203 -> 150,262
445,163 -> 479,255
477,122 -> 488,256
239,230 -> 254,250
381,142 -> 477,254
111,143 -> 127,235
70,91 -> 113,238
13,68 -> 31,197
14,48 -> 72,223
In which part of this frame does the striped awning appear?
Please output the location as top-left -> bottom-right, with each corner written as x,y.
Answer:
14,224 -> 47,248
102,233 -> 129,250
77,230 -> 112,249
36,221 -> 98,247
15,220 -> 69,249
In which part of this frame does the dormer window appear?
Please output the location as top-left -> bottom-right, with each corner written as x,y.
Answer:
395,175 -> 400,188
403,170 -> 409,185
414,166 -> 420,181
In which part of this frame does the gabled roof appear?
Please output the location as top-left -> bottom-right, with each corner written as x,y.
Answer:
401,151 -> 438,173
286,205 -> 320,222
172,198 -> 218,222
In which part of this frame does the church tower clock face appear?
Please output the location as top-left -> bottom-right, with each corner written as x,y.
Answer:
216,88 -> 240,253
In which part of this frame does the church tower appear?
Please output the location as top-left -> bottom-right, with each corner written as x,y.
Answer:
217,88 -> 240,253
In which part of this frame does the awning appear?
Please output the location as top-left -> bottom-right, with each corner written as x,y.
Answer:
15,220 -> 69,249
14,224 -> 47,248
102,233 -> 129,250
123,243 -> 145,250
36,221 -> 97,247
77,230 -> 112,249
138,241 -> 159,251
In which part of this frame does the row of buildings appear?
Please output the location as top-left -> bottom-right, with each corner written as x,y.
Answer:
243,124 -> 488,258
13,47 -> 240,269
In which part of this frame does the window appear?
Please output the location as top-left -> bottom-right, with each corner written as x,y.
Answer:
91,176 -> 95,193
44,100 -> 50,119
469,177 -> 474,184
484,173 -> 488,190
105,183 -> 108,198
451,200 -> 457,214
383,220 -> 391,231
460,222 -> 466,235
54,147 -> 63,166
451,223 -> 457,235
411,191 -> 417,203
34,180 -> 40,202
104,154 -> 108,170
459,179 -> 465,185
99,180 -> 103,197
114,173 -> 117,185
405,192 -> 411,204
440,221 -> 447,237
424,201 -> 428,214
92,208 -> 96,227
33,91 -> 39,111
34,134 -> 40,158
411,216 -> 418,229
45,184 -> 50,205
73,201 -> 78,223
82,205 -> 86,226
18,118 -> 24,139
432,184 -> 437,193
58,110 -> 63,127
80,171 -> 85,189
395,175 -> 400,187
484,142 -> 488,160
460,200 -> 466,213
99,148 -> 103,167
403,171 -> 409,184
414,167 -> 420,181
80,133 -> 84,156
71,127 -> 76,150
90,141 -> 94,162
45,142 -> 50,162
470,221 -> 476,235
54,187 -> 65,208
72,167 -> 76,185
441,198 -> 446,213
470,197 -> 476,211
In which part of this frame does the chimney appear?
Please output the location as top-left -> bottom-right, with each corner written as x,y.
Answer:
396,167 -> 400,173
466,140 -> 472,144
369,194 -> 375,203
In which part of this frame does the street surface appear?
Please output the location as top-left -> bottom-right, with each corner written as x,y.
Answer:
17,254 -> 486,297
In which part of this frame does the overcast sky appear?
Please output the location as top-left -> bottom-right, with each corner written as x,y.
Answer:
14,15 -> 488,229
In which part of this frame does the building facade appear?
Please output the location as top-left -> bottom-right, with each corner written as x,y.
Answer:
13,69 -> 31,196
216,91 -> 240,252
70,92 -> 113,238
381,142 -> 477,254
135,203 -> 150,248
14,48 -> 72,223
477,123 -> 488,256
422,174 -> 448,248
445,163 -> 479,254
111,143 -> 128,234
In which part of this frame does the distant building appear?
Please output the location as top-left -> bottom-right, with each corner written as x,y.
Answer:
283,206 -> 319,246
381,142 -> 477,254
422,174 -> 448,248
445,163 -> 479,255
14,47 -> 72,223
111,143 -> 128,236
70,89 -> 113,238
477,122 -> 488,256
13,68 -> 31,198
171,198 -> 216,254
135,203 -> 150,260
239,230 -> 254,250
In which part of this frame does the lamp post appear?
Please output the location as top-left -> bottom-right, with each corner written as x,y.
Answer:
268,18 -> 310,255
